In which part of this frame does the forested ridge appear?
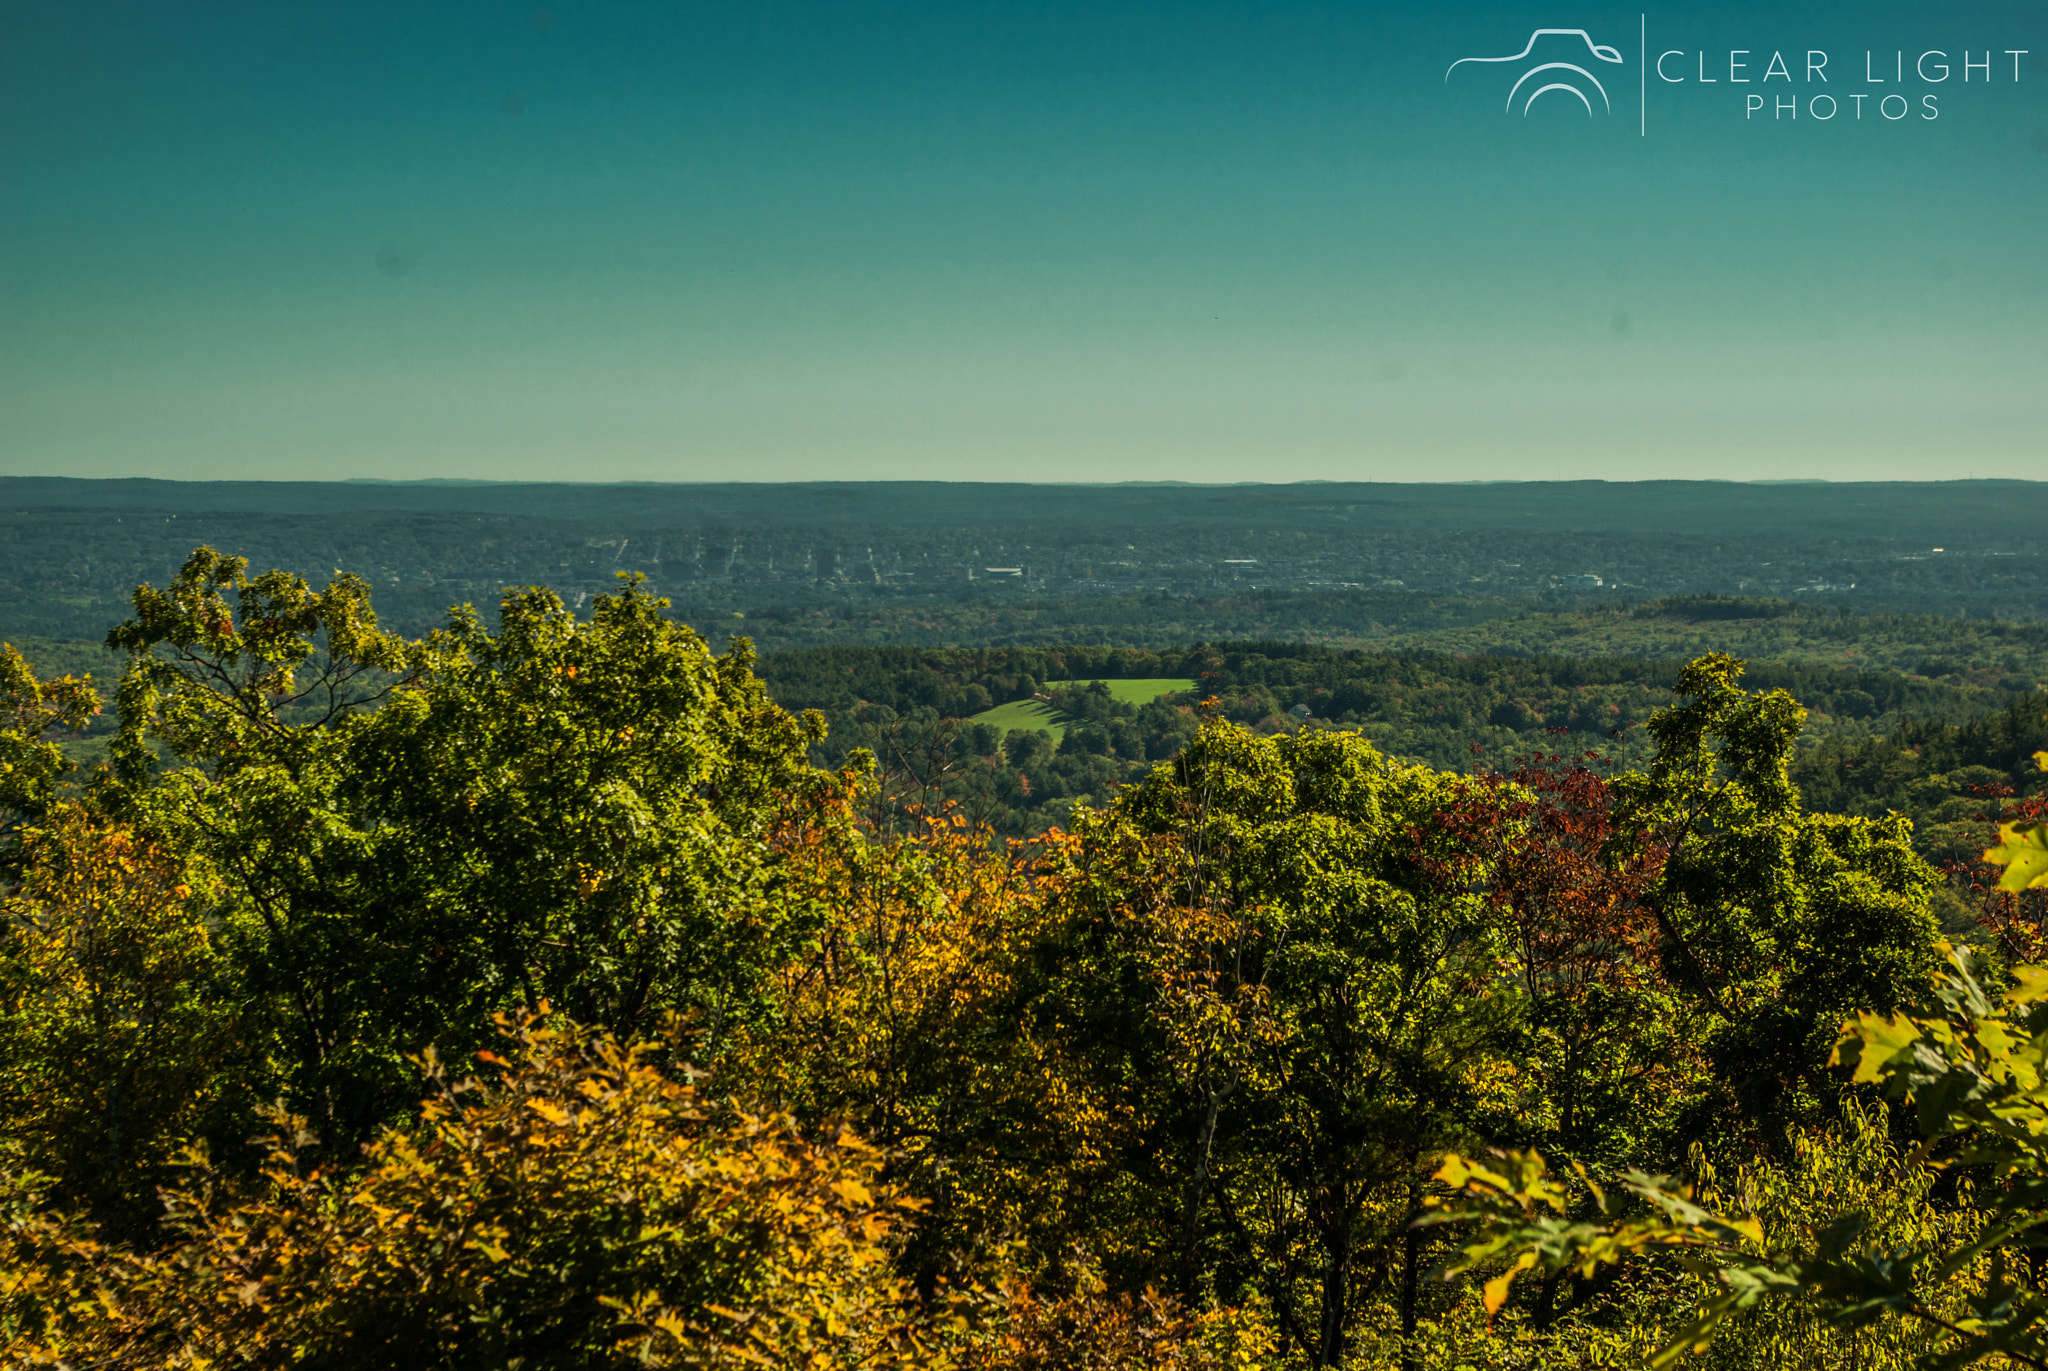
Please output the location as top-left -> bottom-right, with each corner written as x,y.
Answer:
7,549 -> 2048,1367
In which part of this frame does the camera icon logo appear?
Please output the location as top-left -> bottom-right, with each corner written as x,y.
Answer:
1447,28 -> 1625,117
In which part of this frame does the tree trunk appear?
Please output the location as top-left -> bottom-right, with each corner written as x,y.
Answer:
1176,1077 -> 1232,1291
1314,1193 -> 1353,1367
1399,1176 -> 1423,1371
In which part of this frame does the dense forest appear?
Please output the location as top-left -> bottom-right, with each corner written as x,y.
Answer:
22,628 -> 2040,840
8,546 -> 2048,1367
753,640 -> 2038,839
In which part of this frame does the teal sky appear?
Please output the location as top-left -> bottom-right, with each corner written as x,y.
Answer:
4,2 -> 2044,483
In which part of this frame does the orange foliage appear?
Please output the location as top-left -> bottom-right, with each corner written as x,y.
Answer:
6,1010 -> 975,1369
744,788 -> 1129,1271
0,806 -> 231,1232
985,1262 -> 1274,1370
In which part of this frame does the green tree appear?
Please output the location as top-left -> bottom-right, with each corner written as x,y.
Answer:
1059,722 -> 1508,1366
1428,943 -> 2038,1370
102,549 -> 830,1150
1419,670 -> 2016,1369
1612,653 -> 1941,1137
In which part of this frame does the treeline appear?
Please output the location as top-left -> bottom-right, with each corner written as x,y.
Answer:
16,621 -> 2041,844
730,591 -> 2048,661
1190,641 -> 2008,731
756,643 -> 1196,718
758,639 -> 2026,741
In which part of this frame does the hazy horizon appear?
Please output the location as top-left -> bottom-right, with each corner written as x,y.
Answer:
10,473 -> 2045,490
6,1 -> 2045,484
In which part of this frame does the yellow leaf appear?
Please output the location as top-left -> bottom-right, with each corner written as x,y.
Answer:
1483,1252 -> 1537,1318
2011,965 -> 2048,1005
1848,1013 -> 1923,1084
1482,1270 -> 1516,1318
1986,822 -> 2048,892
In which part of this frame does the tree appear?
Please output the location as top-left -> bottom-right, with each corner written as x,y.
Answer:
1439,749 -> 1705,1171
1422,728 -> 2030,1370
1428,942 -> 2035,1370
102,549 -> 831,1150
1059,721 -> 1509,1366
1610,654 -> 1941,1138
1428,746 -> 1717,1335
0,807 -> 237,1236
723,800 -> 1121,1288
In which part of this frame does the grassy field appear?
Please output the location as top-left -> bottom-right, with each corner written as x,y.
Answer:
971,678 -> 1197,738
1092,678 -> 1199,706
971,699 -> 1071,738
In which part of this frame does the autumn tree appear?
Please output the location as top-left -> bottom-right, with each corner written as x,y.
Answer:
5,1009 -> 977,1370
1428,746 -> 1716,1335
0,808 -> 239,1237
724,799 -> 1122,1287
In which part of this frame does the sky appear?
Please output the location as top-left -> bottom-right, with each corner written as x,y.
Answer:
3,1 -> 2044,483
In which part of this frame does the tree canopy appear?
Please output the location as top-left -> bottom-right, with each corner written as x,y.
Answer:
0,546 -> 2020,1370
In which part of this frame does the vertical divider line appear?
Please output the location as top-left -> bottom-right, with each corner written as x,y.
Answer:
1641,14 -> 1647,135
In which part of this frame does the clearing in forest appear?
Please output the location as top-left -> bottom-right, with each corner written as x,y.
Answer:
970,678 -> 1196,739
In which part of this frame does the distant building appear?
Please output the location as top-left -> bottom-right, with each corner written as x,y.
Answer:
1290,703 -> 1313,718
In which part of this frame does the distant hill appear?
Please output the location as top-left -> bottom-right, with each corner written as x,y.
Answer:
3,476 -> 2041,541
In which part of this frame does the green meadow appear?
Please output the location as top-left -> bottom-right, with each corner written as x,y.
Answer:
1090,678 -> 1199,707
968,678 -> 1196,738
